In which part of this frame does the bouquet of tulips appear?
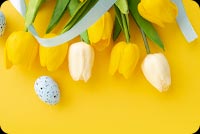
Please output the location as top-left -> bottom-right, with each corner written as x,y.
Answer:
1,0 -> 179,92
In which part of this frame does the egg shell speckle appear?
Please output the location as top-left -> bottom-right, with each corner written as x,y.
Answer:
0,11 -> 6,36
34,76 -> 60,105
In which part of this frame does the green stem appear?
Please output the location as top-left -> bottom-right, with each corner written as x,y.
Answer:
80,30 -> 90,44
121,12 -> 130,43
140,28 -> 150,54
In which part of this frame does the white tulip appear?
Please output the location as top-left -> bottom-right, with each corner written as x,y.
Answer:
141,53 -> 171,92
68,42 -> 95,82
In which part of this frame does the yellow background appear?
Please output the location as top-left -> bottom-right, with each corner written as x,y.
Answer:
0,0 -> 200,133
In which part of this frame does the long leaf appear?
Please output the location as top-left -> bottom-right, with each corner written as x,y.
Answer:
128,0 -> 164,50
68,0 -> 89,44
114,5 -> 123,31
46,0 -> 70,33
68,0 -> 81,16
113,17 -> 122,41
62,0 -> 98,33
25,0 -> 44,28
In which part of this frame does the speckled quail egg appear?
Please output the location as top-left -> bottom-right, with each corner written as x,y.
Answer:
34,76 -> 60,105
0,11 -> 6,36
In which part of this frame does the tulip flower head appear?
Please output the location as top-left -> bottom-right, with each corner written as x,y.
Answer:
88,12 -> 113,51
138,0 -> 178,27
109,41 -> 140,79
4,31 -> 39,69
68,42 -> 95,82
39,33 -> 68,71
141,53 -> 171,92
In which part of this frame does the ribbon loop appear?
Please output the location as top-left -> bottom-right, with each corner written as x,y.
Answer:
172,0 -> 198,42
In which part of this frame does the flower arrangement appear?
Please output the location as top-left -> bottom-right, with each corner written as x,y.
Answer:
0,0 -> 198,95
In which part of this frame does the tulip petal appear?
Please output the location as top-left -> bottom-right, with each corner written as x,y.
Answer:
82,44 -> 95,82
27,38 -> 39,69
5,31 -> 39,69
68,42 -> 84,81
138,0 -> 178,27
142,53 -> 171,92
39,33 -> 68,71
109,42 -> 125,76
88,13 -> 105,43
119,43 -> 139,79
88,12 -> 113,51
47,44 -> 68,71
101,12 -> 113,40
39,45 -> 48,67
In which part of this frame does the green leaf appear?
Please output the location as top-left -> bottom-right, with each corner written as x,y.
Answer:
114,5 -> 123,30
68,0 -> 90,44
113,17 -> 122,41
128,0 -> 165,50
115,0 -> 129,14
46,0 -> 70,33
25,0 -> 44,29
68,0 -> 81,16
62,0 -> 98,33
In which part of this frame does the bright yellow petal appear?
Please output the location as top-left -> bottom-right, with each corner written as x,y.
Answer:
40,33 -> 68,71
161,1 -> 178,23
138,0 -> 178,27
5,31 -> 39,68
39,45 -> 48,67
118,43 -> 140,79
24,32 -> 39,69
88,13 -> 105,43
46,43 -> 68,71
91,12 -> 113,51
109,42 -> 125,76
138,1 -> 164,27
27,38 -> 39,69
101,12 -> 113,40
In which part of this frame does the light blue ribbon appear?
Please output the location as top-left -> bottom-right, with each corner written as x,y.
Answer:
172,0 -> 198,42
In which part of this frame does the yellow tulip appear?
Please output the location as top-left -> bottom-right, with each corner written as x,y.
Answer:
4,31 -> 39,69
88,12 -> 113,51
138,0 -> 178,27
39,33 -> 68,71
109,41 -> 140,79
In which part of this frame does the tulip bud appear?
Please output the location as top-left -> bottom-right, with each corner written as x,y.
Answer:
68,42 -> 95,82
39,33 -> 68,71
138,0 -> 178,27
4,31 -> 39,69
109,41 -> 140,79
88,12 -> 113,51
141,53 -> 171,92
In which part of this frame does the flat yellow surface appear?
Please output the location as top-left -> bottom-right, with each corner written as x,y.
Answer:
0,0 -> 200,134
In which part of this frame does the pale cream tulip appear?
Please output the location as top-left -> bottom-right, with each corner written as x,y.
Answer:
68,42 -> 95,82
141,53 -> 171,92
